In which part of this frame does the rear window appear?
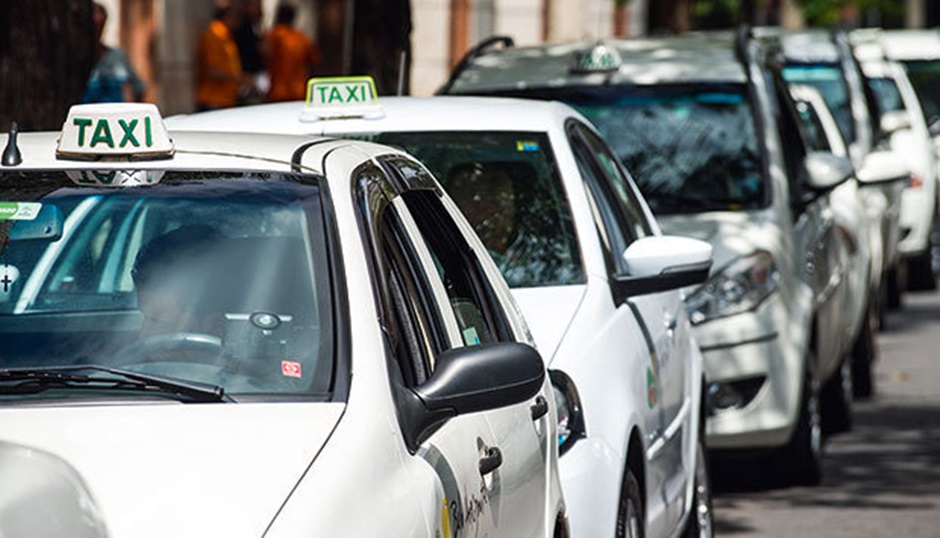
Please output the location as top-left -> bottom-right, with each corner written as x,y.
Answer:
0,171 -> 335,400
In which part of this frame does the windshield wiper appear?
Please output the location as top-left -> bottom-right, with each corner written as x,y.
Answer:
0,365 -> 232,403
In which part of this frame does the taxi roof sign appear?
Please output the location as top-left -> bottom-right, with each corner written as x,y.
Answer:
301,76 -> 384,122
569,43 -> 623,74
57,103 -> 174,160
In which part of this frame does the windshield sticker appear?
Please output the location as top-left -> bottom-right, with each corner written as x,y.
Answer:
65,169 -> 165,187
0,264 -> 18,298
462,327 -> 481,346
0,202 -> 41,221
281,360 -> 303,378
516,141 -> 540,152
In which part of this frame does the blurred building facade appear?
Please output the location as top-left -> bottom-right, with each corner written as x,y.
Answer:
98,0 -> 937,114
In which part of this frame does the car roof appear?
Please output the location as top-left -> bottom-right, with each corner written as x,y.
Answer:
759,28 -> 841,64
167,96 -> 584,135
879,29 -> 940,61
0,129 -> 398,176
444,34 -> 747,93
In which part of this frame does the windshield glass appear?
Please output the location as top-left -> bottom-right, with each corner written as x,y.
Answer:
900,60 -> 940,123
782,64 -> 856,145
370,131 -> 583,288
0,171 -> 334,401
497,85 -> 765,215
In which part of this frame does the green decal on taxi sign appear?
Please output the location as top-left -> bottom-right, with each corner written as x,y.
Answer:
57,103 -> 173,160
301,76 -> 383,122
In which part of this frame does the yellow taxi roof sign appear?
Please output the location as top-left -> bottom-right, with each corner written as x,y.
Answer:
57,103 -> 174,160
301,76 -> 384,122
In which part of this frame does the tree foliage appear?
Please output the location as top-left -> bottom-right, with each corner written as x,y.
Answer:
0,0 -> 95,131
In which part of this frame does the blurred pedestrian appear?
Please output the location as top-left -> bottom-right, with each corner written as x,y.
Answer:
82,3 -> 147,103
264,3 -> 321,103
233,0 -> 267,104
195,1 -> 244,111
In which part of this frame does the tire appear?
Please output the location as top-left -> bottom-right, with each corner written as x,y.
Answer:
851,302 -> 877,399
906,250 -> 937,291
779,370 -> 823,486
886,265 -> 903,310
682,438 -> 713,538
821,360 -> 853,435
615,468 -> 644,538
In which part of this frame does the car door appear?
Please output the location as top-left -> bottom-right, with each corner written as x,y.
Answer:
381,156 -> 551,538
345,153 -> 500,537
566,120 -> 690,535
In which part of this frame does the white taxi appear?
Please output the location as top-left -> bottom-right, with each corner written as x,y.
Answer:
169,78 -> 715,538
0,103 -> 566,537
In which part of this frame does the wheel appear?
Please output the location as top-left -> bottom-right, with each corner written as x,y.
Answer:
682,437 -> 713,538
821,360 -> 852,435
906,250 -> 937,291
886,265 -> 903,310
778,370 -> 823,486
851,302 -> 877,399
615,468 -> 644,538
116,332 -> 224,365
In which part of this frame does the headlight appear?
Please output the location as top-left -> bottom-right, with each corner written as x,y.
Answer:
549,370 -> 584,456
686,250 -> 778,325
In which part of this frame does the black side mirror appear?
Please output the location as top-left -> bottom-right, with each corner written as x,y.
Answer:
399,342 -> 545,450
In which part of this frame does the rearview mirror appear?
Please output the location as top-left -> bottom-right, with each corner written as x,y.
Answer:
1,203 -> 63,242
857,149 -> 909,185
803,151 -> 853,191
401,342 -> 545,449
614,235 -> 713,298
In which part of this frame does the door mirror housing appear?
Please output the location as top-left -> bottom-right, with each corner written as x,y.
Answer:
803,151 -> 854,192
857,149 -> 910,185
400,342 -> 546,450
614,235 -> 713,298
880,110 -> 911,137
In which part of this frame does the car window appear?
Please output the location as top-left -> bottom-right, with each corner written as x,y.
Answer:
0,171 -> 334,399
373,131 -> 584,289
794,99 -> 833,153
867,76 -> 905,114
900,59 -> 940,122
782,64 -> 857,146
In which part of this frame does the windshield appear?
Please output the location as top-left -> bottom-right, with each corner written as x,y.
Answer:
370,131 -> 583,288
0,171 -> 334,401
782,64 -> 856,146
495,85 -> 765,215
900,60 -> 940,124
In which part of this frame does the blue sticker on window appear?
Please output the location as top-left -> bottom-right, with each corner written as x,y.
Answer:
516,141 -> 540,152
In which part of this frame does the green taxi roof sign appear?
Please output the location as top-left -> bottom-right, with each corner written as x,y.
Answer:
569,43 -> 623,74
57,103 -> 174,160
301,76 -> 384,122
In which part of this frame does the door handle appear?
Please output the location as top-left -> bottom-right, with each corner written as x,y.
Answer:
530,395 -> 549,420
479,446 -> 503,476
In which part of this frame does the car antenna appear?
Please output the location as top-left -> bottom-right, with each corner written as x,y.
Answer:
2,122 -> 22,167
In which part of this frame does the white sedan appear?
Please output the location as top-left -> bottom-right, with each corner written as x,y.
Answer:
169,81 -> 715,538
0,103 -> 565,537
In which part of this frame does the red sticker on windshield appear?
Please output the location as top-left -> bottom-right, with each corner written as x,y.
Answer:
281,360 -> 302,378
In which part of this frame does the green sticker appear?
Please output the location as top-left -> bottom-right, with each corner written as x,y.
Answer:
462,327 -> 481,346
0,202 -> 41,221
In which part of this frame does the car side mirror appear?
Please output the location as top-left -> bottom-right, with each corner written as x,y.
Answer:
614,235 -> 713,297
880,110 -> 911,137
857,149 -> 910,185
803,151 -> 854,192
400,342 -> 545,450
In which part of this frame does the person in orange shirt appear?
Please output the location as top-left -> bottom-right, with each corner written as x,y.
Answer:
264,3 -> 321,103
195,2 -> 244,111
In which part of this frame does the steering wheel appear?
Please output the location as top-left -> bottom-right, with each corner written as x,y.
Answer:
115,332 -> 224,366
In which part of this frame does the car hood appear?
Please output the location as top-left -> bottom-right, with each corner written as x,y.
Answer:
656,210 -> 783,273
511,285 -> 587,363
0,402 -> 344,538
